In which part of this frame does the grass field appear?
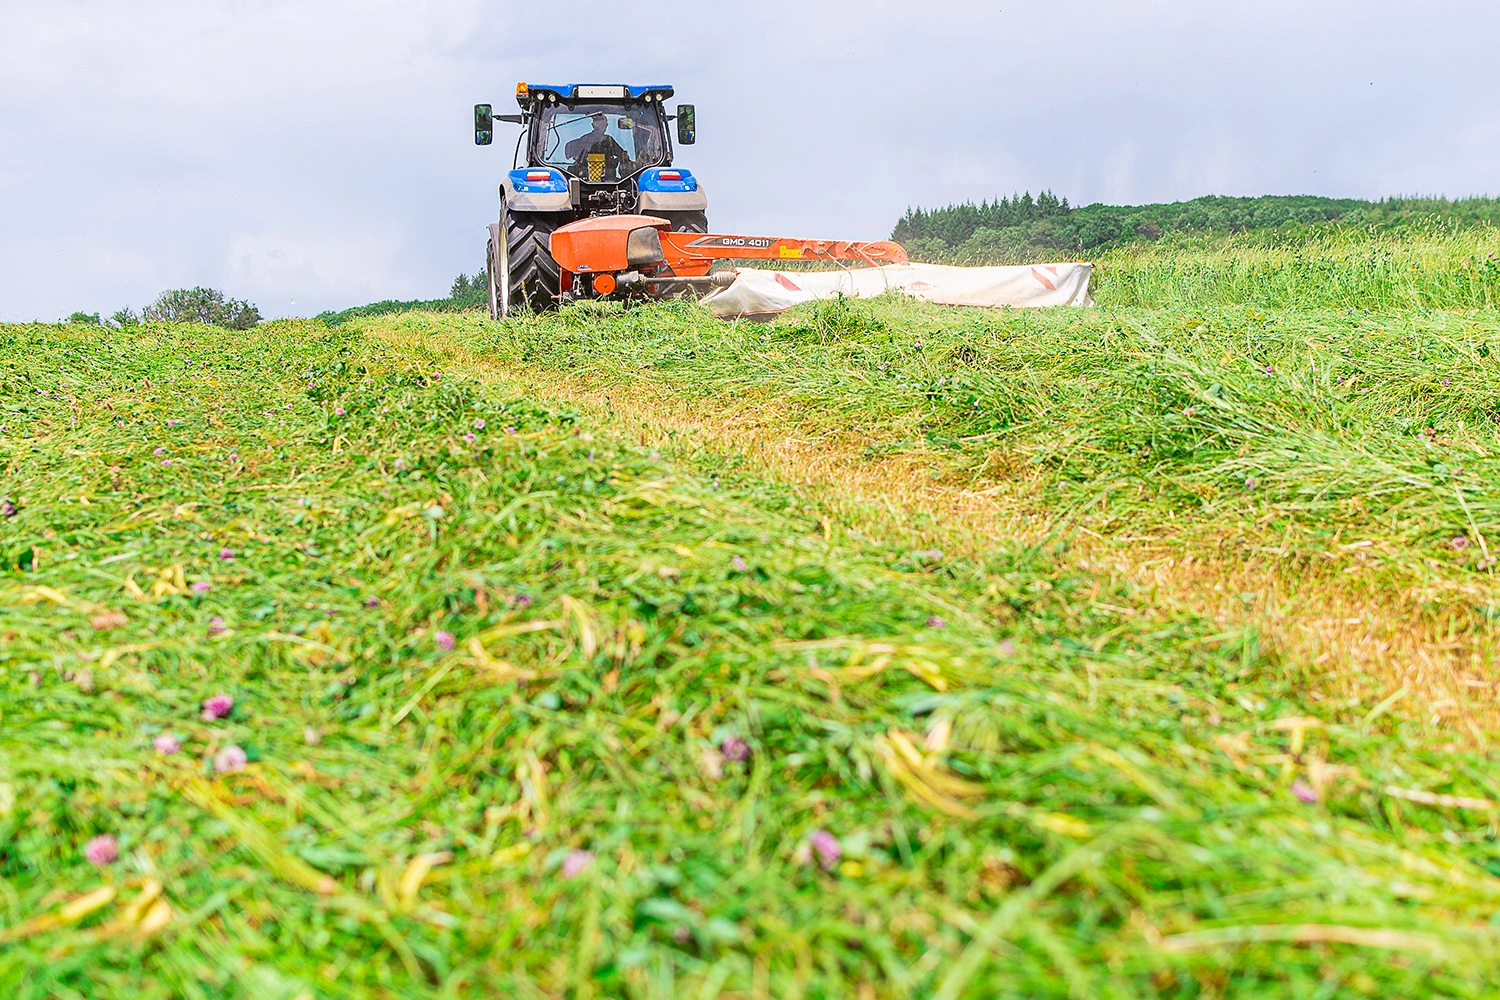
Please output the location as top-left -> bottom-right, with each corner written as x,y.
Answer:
3,225 -> 1500,998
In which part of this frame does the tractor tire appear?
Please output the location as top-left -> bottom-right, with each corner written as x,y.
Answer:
655,211 -> 709,234
494,209 -> 564,317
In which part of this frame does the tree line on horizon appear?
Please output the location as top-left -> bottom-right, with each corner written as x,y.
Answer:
892,193 -> 1500,264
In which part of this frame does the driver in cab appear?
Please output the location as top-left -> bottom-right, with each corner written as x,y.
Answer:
565,113 -> 630,181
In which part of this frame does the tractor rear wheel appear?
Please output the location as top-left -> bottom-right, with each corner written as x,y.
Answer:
494,209 -> 564,317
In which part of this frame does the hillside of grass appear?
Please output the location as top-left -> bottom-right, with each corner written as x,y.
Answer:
3,227 -> 1500,998
1093,225 -> 1500,309
895,192 -> 1500,266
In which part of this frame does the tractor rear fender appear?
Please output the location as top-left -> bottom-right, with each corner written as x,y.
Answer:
638,167 -> 707,213
639,187 -> 707,212
501,169 -> 574,212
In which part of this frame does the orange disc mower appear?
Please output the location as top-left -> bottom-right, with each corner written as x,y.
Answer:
546,214 -> 907,303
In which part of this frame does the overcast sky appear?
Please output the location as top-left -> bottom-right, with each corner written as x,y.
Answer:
2,0 -> 1497,321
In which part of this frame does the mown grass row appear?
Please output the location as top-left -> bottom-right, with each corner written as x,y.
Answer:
2,311 -> 1499,998
460,281 -> 1500,617
1092,225 -> 1500,311
903,218 -> 1500,312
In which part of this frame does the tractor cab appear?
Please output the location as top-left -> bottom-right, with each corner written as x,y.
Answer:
474,83 -> 708,317
530,86 -> 669,181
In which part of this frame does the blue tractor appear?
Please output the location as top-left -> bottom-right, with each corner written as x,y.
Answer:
474,83 -> 708,318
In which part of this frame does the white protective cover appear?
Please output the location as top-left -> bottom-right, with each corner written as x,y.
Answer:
701,261 -> 1092,319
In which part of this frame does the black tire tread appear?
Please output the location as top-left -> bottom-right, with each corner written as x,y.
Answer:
505,211 -> 564,312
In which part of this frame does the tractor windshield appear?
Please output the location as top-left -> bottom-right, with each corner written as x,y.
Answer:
534,102 -> 668,182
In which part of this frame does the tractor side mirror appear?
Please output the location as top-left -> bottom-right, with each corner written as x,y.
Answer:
675,104 -> 696,145
474,104 -> 494,146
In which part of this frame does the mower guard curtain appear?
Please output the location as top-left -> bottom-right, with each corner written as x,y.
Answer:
701,261 -> 1092,319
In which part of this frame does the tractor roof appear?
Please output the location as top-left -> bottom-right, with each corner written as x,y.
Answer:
516,83 -> 674,107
